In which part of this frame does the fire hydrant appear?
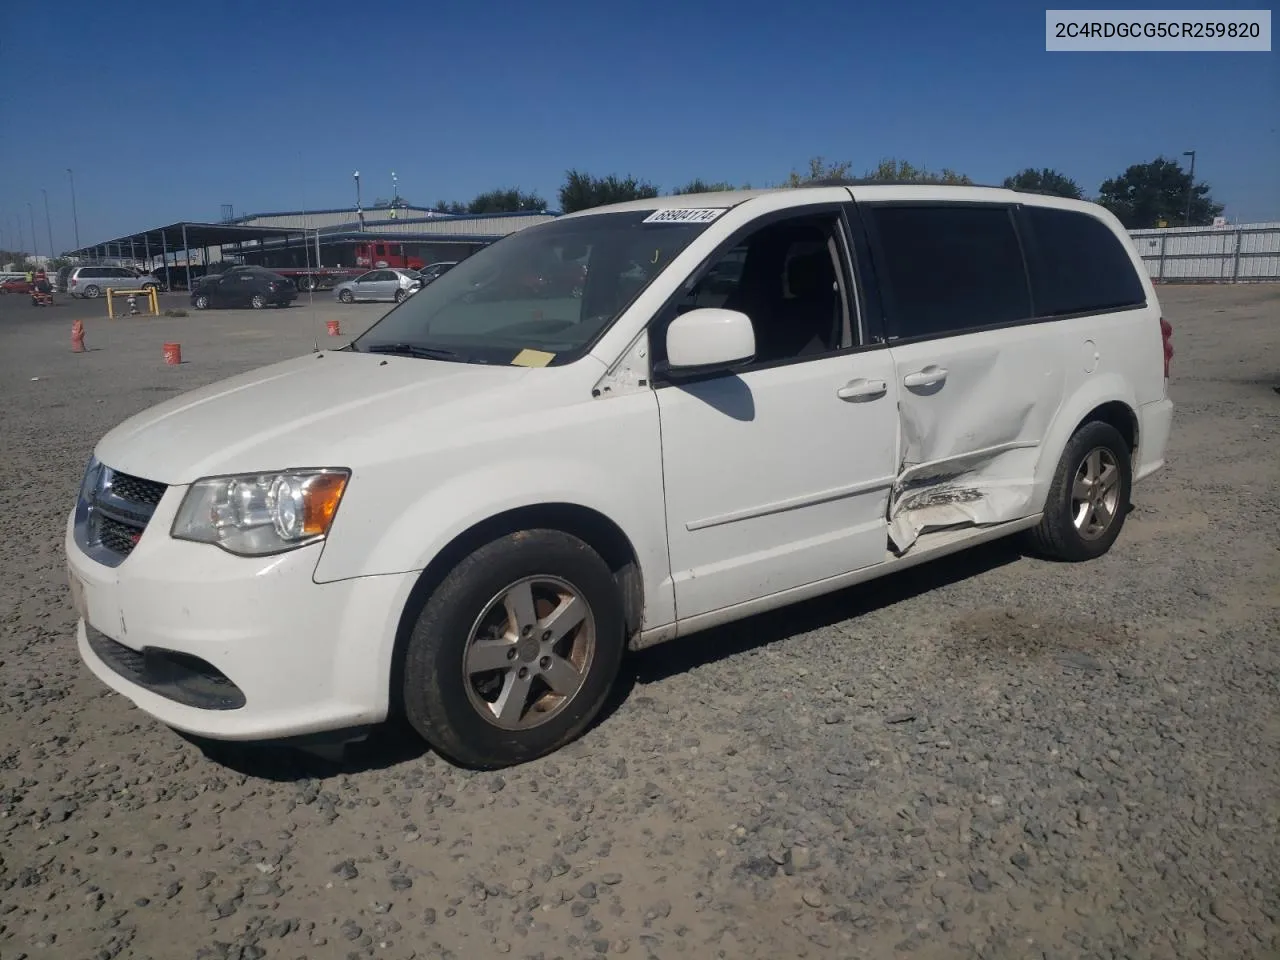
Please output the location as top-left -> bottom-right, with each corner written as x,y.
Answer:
71,319 -> 86,353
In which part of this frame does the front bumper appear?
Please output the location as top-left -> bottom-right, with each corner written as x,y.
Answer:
65,498 -> 416,741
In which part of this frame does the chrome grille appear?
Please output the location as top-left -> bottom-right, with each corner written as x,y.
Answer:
73,461 -> 168,567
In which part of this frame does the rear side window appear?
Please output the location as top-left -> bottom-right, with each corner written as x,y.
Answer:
865,204 -> 1032,340
1022,207 -> 1146,316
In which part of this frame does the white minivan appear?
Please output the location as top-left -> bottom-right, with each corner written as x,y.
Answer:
65,184 -> 1175,768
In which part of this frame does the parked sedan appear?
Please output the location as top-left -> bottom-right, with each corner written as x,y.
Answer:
191,271 -> 297,310
0,277 -> 33,294
333,268 -> 421,304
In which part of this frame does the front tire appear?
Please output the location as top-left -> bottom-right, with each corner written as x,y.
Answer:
193,294 -> 209,310
339,289 -> 354,304
401,529 -> 625,769
1028,420 -> 1132,562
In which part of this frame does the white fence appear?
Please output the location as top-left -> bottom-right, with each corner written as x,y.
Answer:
1128,222 -> 1280,282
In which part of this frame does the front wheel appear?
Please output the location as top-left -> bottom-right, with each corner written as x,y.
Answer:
193,294 -> 209,310
338,289 -> 354,304
401,529 -> 625,769
1027,420 -> 1132,562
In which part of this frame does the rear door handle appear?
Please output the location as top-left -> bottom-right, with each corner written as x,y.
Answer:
903,365 -> 948,388
836,378 -> 887,402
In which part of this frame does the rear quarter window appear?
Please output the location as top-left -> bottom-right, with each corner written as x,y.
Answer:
1022,206 -> 1146,316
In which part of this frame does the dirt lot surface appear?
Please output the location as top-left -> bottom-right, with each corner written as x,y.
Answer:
0,285 -> 1277,960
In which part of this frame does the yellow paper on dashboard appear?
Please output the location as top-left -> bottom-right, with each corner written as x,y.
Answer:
511,349 -> 555,368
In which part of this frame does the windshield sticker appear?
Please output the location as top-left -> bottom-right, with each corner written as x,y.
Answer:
642,208 -> 726,225
511,348 -> 556,368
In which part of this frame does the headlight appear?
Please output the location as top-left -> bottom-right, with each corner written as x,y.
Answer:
171,469 -> 349,556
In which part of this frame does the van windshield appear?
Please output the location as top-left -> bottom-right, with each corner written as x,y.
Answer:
351,210 -> 722,365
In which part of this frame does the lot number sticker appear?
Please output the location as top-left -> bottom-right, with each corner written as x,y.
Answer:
642,208 -> 726,224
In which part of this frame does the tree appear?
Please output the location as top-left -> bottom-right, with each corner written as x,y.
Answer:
786,156 -> 854,187
863,158 -> 973,184
1096,157 -> 1224,228
466,188 -> 547,214
431,200 -> 468,215
785,156 -> 972,187
0,249 -> 32,272
559,170 -> 659,213
1002,167 -> 1083,199
672,179 -> 738,195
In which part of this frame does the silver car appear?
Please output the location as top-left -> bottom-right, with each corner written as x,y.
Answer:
333,268 -> 421,304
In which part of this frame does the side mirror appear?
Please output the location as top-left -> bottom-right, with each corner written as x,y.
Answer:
664,308 -> 755,378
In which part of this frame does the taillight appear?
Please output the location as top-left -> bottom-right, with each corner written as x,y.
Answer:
1160,317 -> 1174,379
70,278 -> 77,287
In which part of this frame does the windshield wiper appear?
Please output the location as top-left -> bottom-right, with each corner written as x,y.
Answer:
361,342 -> 460,361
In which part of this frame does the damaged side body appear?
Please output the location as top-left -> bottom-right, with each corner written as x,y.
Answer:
885,329 -> 1066,553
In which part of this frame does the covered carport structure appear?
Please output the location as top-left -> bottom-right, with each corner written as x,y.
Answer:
68,221 -> 320,291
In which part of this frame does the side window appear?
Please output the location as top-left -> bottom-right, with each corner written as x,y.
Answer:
1023,206 -> 1146,316
865,204 -> 1032,340
81,268 -> 102,279
660,211 -> 854,372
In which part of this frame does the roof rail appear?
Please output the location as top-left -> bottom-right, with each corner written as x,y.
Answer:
801,177 -> 1011,189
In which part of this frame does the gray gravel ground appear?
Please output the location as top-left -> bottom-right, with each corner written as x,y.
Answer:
0,285 -> 1276,960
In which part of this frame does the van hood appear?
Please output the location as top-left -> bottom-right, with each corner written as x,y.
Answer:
95,350 -> 534,484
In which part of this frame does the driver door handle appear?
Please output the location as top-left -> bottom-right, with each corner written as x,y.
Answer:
836,378 -> 887,402
903,365 -> 948,388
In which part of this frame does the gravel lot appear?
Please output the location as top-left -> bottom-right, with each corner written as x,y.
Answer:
1,285 -> 1276,960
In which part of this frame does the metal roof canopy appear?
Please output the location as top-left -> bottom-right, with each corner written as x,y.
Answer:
69,221 -> 293,258
69,221 -> 316,292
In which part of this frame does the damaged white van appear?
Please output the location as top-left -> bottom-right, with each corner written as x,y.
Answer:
66,184 -> 1174,768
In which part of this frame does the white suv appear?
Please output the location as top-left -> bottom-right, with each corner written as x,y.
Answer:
65,184 -> 1174,768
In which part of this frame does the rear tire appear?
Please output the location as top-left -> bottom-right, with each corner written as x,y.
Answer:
83,285 -> 101,299
401,529 -> 625,769
250,294 -> 266,309
1027,420 -> 1132,562
394,288 -> 407,303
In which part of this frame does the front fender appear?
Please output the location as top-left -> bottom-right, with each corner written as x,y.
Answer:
311,391 -> 675,627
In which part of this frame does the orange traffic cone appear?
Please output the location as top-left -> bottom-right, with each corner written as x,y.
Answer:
71,319 -> 86,353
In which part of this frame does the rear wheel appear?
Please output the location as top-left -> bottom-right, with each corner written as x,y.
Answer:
401,529 -> 625,769
296,276 -> 317,292
1027,420 -> 1132,562
83,285 -> 101,299
394,288 -> 407,303
250,294 -> 266,309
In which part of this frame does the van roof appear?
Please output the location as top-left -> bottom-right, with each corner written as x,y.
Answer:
558,182 -> 1102,219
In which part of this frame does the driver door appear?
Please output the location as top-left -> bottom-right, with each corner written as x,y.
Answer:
655,207 -> 899,621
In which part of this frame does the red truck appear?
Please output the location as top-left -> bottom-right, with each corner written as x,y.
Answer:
354,241 -> 425,270
246,243 -> 427,292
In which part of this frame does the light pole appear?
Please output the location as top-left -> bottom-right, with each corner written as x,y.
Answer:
391,170 -> 398,206
353,170 -> 363,222
27,202 -> 39,259
41,189 -> 54,259
1182,150 -> 1196,227
66,168 -> 81,251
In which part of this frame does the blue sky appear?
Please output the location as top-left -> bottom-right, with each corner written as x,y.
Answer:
0,0 -> 1275,254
